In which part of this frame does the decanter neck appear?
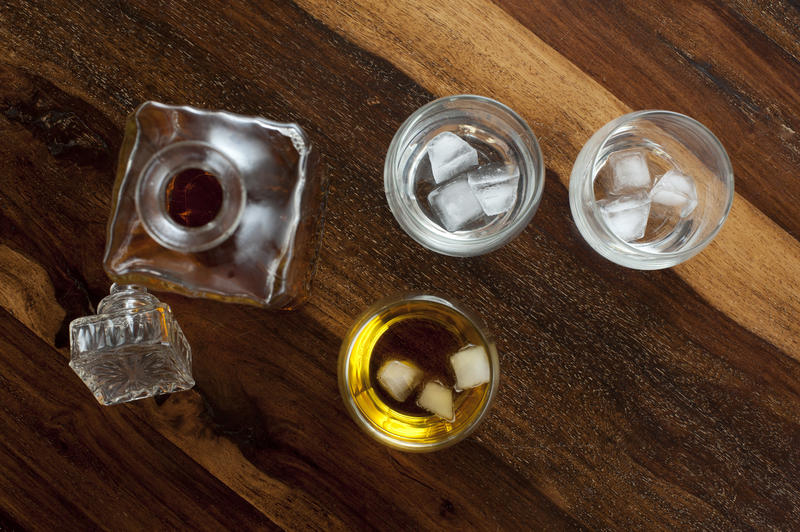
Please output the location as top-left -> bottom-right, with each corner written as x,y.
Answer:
135,141 -> 246,253
97,284 -> 162,314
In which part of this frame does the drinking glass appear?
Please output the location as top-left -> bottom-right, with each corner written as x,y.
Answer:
569,110 -> 734,269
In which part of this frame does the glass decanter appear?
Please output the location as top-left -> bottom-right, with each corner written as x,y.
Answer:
69,284 -> 194,405
103,102 -> 325,309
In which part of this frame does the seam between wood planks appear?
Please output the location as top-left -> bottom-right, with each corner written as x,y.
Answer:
293,0 -> 800,361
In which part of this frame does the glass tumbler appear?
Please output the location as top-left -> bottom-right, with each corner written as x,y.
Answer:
385,95 -> 544,256
338,293 -> 499,452
569,110 -> 734,269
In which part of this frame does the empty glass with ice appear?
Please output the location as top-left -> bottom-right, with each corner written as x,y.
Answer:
385,95 -> 544,256
569,111 -> 734,269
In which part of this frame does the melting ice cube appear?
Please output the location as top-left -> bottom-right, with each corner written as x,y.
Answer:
426,131 -> 479,184
450,345 -> 491,391
599,193 -> 651,242
649,170 -> 698,217
377,360 -> 423,402
465,163 -> 520,216
427,177 -> 484,232
417,381 -> 454,421
607,150 -> 651,194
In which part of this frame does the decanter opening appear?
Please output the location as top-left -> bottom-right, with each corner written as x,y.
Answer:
135,141 -> 246,253
164,168 -> 224,227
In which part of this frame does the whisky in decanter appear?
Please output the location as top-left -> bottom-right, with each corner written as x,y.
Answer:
103,102 -> 326,309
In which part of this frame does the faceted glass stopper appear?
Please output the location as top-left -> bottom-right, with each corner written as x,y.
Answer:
69,284 -> 194,406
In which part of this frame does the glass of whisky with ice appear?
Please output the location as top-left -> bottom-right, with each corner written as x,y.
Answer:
338,293 -> 499,452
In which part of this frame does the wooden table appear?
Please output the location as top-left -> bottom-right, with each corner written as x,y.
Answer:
1,1 -> 799,529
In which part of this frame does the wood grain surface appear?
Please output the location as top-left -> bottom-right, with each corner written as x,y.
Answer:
1,0 -> 799,529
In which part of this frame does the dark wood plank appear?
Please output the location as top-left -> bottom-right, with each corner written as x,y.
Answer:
0,0 -> 799,529
0,309 -> 275,530
727,0 -> 800,62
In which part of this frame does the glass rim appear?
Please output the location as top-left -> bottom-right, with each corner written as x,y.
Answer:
384,94 -> 545,257
337,292 -> 499,452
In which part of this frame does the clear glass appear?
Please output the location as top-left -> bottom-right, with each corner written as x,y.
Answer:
385,95 -> 545,256
69,284 -> 194,406
338,293 -> 499,452
103,101 -> 327,309
569,110 -> 734,269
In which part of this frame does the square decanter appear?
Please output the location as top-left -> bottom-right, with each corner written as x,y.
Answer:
103,102 -> 326,309
69,284 -> 194,405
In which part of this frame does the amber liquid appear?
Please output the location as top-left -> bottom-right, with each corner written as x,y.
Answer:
369,318 -> 462,416
165,168 -> 223,227
343,299 -> 493,446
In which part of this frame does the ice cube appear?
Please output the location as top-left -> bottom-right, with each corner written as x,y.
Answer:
465,163 -> 520,216
426,131 -> 479,184
607,150 -> 651,193
377,360 -> 423,402
427,177 -> 484,232
450,345 -> 491,391
649,170 -> 698,217
416,381 -> 454,421
598,193 -> 651,242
